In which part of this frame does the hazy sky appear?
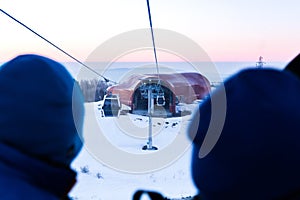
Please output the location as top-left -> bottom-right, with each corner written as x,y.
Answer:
1,0 -> 300,62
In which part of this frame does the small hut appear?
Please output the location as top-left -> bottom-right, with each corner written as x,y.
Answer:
107,72 -> 210,116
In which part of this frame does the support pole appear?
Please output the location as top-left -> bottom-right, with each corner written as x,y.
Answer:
142,87 -> 158,150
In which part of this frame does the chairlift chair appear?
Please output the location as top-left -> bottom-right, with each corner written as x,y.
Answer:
156,89 -> 165,106
101,94 -> 121,117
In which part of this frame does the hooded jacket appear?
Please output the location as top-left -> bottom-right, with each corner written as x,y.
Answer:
189,68 -> 300,200
0,54 -> 84,199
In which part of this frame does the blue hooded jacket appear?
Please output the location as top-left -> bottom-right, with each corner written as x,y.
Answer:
0,54 -> 84,199
189,68 -> 300,200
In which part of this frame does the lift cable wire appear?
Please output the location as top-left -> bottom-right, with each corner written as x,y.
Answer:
145,1 -> 165,108
146,0 -> 161,85
0,8 -> 116,84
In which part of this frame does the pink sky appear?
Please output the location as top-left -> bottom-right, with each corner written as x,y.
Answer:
1,0 -> 299,63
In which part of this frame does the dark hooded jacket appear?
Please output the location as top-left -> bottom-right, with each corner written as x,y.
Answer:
0,54 -> 84,199
189,68 -> 300,200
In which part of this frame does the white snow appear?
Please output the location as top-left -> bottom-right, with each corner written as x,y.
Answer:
69,102 -> 199,200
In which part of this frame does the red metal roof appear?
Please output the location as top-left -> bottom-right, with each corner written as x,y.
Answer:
107,72 -> 211,106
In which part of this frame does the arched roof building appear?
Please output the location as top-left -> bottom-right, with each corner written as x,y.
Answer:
107,72 -> 210,116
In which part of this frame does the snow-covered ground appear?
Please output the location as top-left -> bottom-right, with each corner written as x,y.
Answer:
69,102 -> 199,200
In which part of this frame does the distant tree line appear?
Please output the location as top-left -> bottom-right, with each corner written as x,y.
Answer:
78,79 -> 111,102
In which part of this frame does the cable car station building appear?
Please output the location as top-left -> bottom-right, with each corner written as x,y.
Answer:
107,72 -> 210,117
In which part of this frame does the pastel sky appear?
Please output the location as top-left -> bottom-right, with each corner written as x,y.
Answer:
1,0 -> 300,62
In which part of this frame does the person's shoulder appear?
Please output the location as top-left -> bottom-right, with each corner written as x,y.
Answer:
0,176 -> 58,200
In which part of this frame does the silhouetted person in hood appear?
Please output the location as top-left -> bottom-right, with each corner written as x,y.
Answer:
0,54 -> 84,199
189,58 -> 300,199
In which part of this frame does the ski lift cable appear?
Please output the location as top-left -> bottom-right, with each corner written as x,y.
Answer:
146,0 -> 161,85
0,9 -> 116,84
